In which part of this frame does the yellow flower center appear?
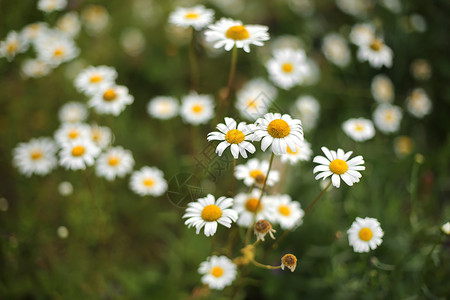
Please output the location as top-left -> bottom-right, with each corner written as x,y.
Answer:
278,205 -> 291,216
68,130 -> 79,139
245,198 -> 262,213
92,130 -> 100,141
282,63 -> 294,73
103,89 -> 117,101
90,75 -> 102,83
185,12 -> 199,19
267,119 -> 290,138
250,170 -> 266,185
71,145 -> 85,157
370,39 -> 382,51
7,42 -> 18,53
358,227 -> 373,241
329,159 -> 348,175
192,104 -> 203,113
225,25 -> 250,40
143,178 -> 154,187
211,266 -> 224,278
108,156 -> 119,166
396,136 -> 413,155
225,129 -> 245,144
354,124 -> 364,132
30,150 -> 43,160
287,146 -> 298,154
247,99 -> 257,108
384,111 -> 393,122
53,47 -> 64,57
201,204 -> 222,222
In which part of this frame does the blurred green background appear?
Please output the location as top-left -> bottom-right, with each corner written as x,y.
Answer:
1,0 -> 450,299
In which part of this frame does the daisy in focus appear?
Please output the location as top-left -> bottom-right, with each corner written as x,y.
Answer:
321,33 -> 351,68
147,96 -> 179,120
13,137 -> 58,176
266,48 -> 310,90
357,37 -> 393,69
342,118 -> 375,142
90,124 -> 112,149
95,146 -> 135,181
280,140 -> 313,164
272,195 -> 304,230
0,31 -> 28,61
204,18 -> 269,53
347,217 -> 384,253
235,158 -> 280,187
59,139 -> 100,170
129,166 -> 168,197
58,102 -> 88,123
207,117 -> 255,159
313,147 -> 365,188
373,104 -> 403,134
198,256 -> 237,290
180,92 -> 214,125
371,74 -> 394,103
233,190 -> 274,227
183,194 -> 238,237
54,123 -> 91,145
253,113 -> 304,155
406,88 -> 432,118
168,5 -> 214,30
89,85 -> 134,116
37,0 -> 67,13
74,65 -> 118,96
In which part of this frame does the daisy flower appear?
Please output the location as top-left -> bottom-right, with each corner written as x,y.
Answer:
207,117 -> 256,159
406,88 -> 432,118
81,5 -> 110,35
21,59 -> 52,78
313,147 -> 365,188
198,256 -> 237,290
58,102 -> 88,124
12,137 -> 58,176
183,194 -> 238,237
21,23 -> 49,43
95,146 -> 134,181
0,31 -> 28,61
410,59 -> 431,81
58,181 -> 73,196
35,32 -> 79,66
147,96 -> 179,120
253,113 -> 304,155
120,28 -> 146,57
349,23 -> 375,46
90,124 -> 112,149
272,195 -> 304,230
54,123 -> 91,145
373,104 -> 403,134
235,158 -> 280,187
74,65 -> 118,96
204,18 -> 269,53
321,33 -> 351,68
371,74 -> 394,103
347,217 -> 384,253
56,12 -> 81,38
235,78 -> 277,121
342,118 -> 375,142
129,166 -> 167,197
37,0 -> 67,13
442,222 -> 450,235
59,139 -> 100,170
180,92 -> 214,125
89,85 -> 134,116
357,37 -> 393,69
292,95 -> 320,132
233,190 -> 274,227
280,140 -> 313,164
266,48 -> 310,90
169,5 -> 214,30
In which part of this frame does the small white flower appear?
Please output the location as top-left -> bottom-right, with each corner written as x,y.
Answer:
272,194 -> 304,230
54,123 -> 91,145
280,140 -> 313,164
59,139 -> 100,170
235,158 -> 280,187
147,96 -> 179,120
313,147 -> 365,188
0,31 -> 28,61
169,5 -> 214,30
292,95 -> 320,132
357,37 -> 393,69
371,74 -> 394,103
37,0 -> 67,13
21,59 -> 52,78
342,118 -> 375,142
336,0 -> 371,17
180,92 -> 214,125
58,181 -> 73,196
253,113 -> 304,155
81,5 -> 110,35
12,137 -> 58,176
198,256 -> 237,290
75,65 -> 118,96
442,222 -> 450,235
204,18 -> 270,53
35,31 -> 79,66
90,124 -> 112,149
347,217 -> 384,253
373,104 -> 403,134
349,23 -> 375,46
58,102 -> 88,124
89,85 -> 134,116
235,78 -> 277,121
129,166 -> 167,197
406,88 -> 432,118
207,117 -> 255,159
233,190 -> 275,227
95,146 -> 135,181
183,194 -> 238,237
56,12 -> 81,38
21,23 -> 50,43
266,48 -> 310,90
322,33 -> 351,67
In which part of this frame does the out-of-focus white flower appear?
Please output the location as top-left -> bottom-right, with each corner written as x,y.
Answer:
13,137 -> 58,177
89,85 -> 134,116
81,5 -> 110,35
235,78 -> 277,121
90,124 -> 112,149
349,23 -> 375,46
410,14 -> 427,33
120,28 -> 146,56
280,140 -> 313,164
292,95 -> 320,132
373,104 -> 403,134
322,33 -> 350,67
74,65 -> 117,96
371,74 -> 394,103
129,166 -> 168,197
235,158 -> 280,187
147,96 -> 178,120
233,189 -> 275,227
410,59 -> 432,81
59,139 -> 100,170
58,102 -> 88,124
0,31 -> 28,61
336,0 -> 372,17
21,59 -> 52,78
58,181 -> 73,196
95,146 -> 135,181
342,118 -> 375,142
168,5 -> 214,30
35,31 -> 79,66
357,37 -> 393,69
37,0 -> 67,13
180,92 -> 215,125
406,88 -> 432,118
272,194 -> 304,230
56,12 -> 81,38
266,48 -> 310,90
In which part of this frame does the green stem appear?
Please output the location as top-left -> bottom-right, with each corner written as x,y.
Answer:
304,180 -> 332,216
250,258 -> 281,270
188,29 -> 199,91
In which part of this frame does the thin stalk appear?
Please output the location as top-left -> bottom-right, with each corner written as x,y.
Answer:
304,180 -> 332,216
188,29 -> 199,91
